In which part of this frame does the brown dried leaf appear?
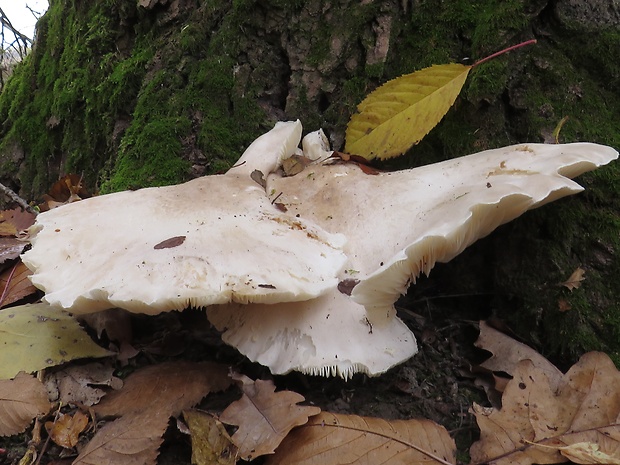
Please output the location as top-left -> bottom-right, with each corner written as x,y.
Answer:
475,320 -> 563,392
0,238 -> 27,264
153,235 -> 186,250
45,411 -> 89,448
0,261 -> 37,308
266,411 -> 456,465
558,298 -> 572,312
0,208 -> 36,236
282,155 -> 313,176
470,351 -> 620,465
94,361 -> 231,418
184,409 -> 238,465
38,174 -> 90,212
46,362 -> 122,406
250,169 -> 267,188
561,266 -> 586,291
73,409 -> 168,465
79,309 -> 138,364
0,372 -> 51,436
219,374 -> 321,460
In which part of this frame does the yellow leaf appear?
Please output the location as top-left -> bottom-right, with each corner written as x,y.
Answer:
184,410 -> 238,465
0,303 -> 113,380
345,63 -> 471,160
559,442 -> 620,464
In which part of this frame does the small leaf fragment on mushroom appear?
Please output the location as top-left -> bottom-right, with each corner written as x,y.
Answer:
561,266 -> 585,291
250,169 -> 266,188
337,279 -> 360,296
153,236 -> 186,250
282,155 -> 313,176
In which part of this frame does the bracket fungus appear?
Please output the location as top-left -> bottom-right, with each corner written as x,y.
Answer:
22,121 -> 618,379
22,121 -> 347,314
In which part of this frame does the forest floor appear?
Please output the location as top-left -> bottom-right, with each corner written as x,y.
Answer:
0,291 -> 489,465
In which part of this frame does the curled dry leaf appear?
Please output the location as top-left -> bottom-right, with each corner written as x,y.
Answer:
38,173 -> 90,212
73,409 -> 168,465
0,372 -> 51,437
0,261 -> 37,308
45,411 -> 89,448
0,238 -> 27,264
475,320 -> 563,392
183,409 -> 238,465
561,266 -> 586,291
0,208 -> 36,236
0,303 -> 113,380
46,362 -> 122,406
94,361 -> 231,418
219,373 -> 321,460
470,351 -> 620,465
266,411 -> 456,465
82,362 -> 231,465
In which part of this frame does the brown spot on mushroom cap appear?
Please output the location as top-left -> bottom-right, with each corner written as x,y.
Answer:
211,140 -> 617,377
22,122 -> 347,315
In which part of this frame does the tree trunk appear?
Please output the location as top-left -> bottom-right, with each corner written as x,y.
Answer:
1,0 -> 620,365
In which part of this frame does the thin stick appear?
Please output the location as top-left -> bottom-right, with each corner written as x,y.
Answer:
473,39 -> 537,68
0,262 -> 18,308
0,182 -> 35,213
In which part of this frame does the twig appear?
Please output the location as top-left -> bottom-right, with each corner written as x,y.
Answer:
0,181 -> 36,214
0,262 -> 18,308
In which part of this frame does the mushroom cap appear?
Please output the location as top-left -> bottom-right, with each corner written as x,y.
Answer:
22,122 -> 347,314
232,120 -> 303,176
268,142 -> 619,310
207,287 -> 417,379
207,141 -> 617,377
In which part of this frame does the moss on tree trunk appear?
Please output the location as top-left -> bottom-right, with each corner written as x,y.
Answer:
1,0 -> 620,366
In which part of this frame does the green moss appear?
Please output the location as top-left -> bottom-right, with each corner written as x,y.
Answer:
102,117 -> 191,192
490,160 -> 620,368
0,0 -> 270,196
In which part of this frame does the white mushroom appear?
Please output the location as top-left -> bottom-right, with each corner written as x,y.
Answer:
22,121 -> 347,314
208,140 -> 618,378
21,120 -> 618,378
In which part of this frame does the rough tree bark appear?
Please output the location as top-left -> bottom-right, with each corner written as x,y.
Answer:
1,0 -> 619,365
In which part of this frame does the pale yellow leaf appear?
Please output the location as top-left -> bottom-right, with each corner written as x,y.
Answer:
559,442 -> 620,464
345,63 -> 471,160
561,266 -> 586,291
266,411 -> 456,465
0,303 -> 113,380
184,409 -> 238,465
0,372 -> 51,436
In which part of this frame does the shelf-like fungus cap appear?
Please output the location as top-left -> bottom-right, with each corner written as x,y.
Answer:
22,122 -> 347,314
269,142 -> 619,310
207,141 -> 617,377
208,288 -> 416,380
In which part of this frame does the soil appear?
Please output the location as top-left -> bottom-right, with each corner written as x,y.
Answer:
0,285 -> 491,465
